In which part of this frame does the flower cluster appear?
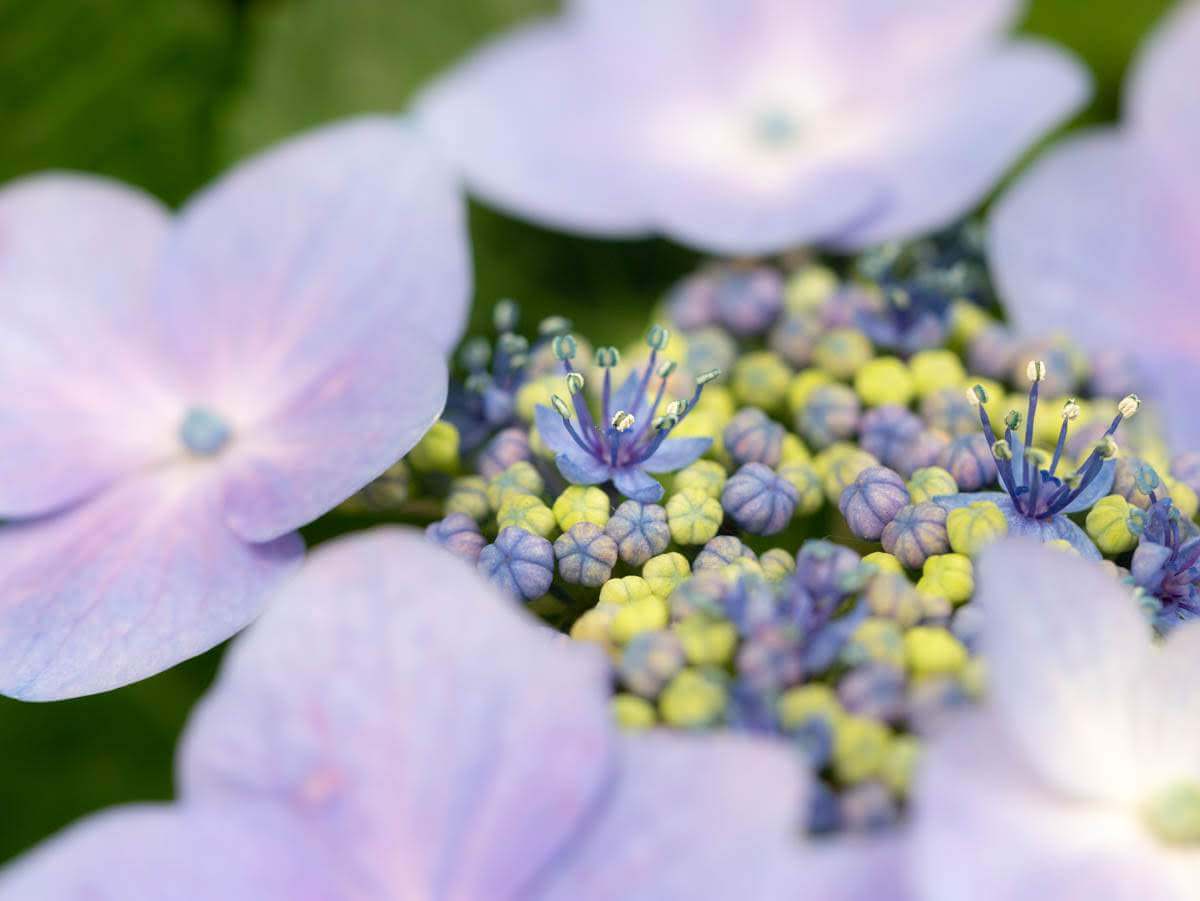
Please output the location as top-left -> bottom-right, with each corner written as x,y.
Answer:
371,219 -> 1200,838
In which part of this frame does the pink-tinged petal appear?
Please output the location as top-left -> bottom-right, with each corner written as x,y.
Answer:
416,20 -> 656,238
975,540 -> 1150,802
834,41 -> 1090,248
0,468 -> 303,700
1127,1 -> 1200,199
0,804 -> 343,901
990,131 -> 1200,348
1134,621 -> 1200,791
154,116 -> 470,415
0,176 -> 181,517
179,528 -> 615,899
536,731 -> 807,900
0,172 -> 167,300
219,330 -> 447,542
914,714 -> 1181,901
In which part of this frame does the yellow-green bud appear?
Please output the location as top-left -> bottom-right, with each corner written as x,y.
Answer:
907,466 -> 958,504
854,356 -> 915,407
611,595 -> 670,644
862,551 -> 905,575
909,350 -> 966,398
832,715 -> 892,784
445,475 -> 490,521
904,626 -> 969,677
786,369 -> 835,413
813,328 -> 873,379
946,501 -> 1009,556
612,694 -> 657,730
760,548 -> 796,582
674,616 -> 738,666
487,460 -> 545,508
778,684 -> 844,731
496,495 -> 556,537
659,668 -> 727,728
732,350 -> 792,410
552,485 -> 611,531
599,575 -> 655,607
881,735 -> 921,797
1086,495 -> 1140,555
673,459 -> 727,499
643,552 -> 692,599
666,489 -> 724,545
407,420 -> 460,473
917,553 -> 974,605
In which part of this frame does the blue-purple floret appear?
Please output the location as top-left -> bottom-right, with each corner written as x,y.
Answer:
618,630 -> 685,697
426,513 -> 487,564
839,466 -> 910,541
476,427 -> 532,479
604,500 -> 670,566
1129,491 -> 1200,632
693,535 -> 758,573
938,433 -> 996,491
712,266 -> 783,337
881,502 -> 949,569
797,384 -> 861,450
722,463 -> 799,535
535,326 -> 716,503
935,375 -> 1136,560
477,526 -> 555,601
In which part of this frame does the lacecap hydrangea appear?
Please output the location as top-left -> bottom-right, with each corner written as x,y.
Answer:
349,221 -> 1200,838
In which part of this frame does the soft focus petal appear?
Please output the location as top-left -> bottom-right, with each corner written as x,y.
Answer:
0,804 -> 341,901
0,468 -> 303,700
989,131 -> 1200,452
0,172 -> 167,301
976,540 -> 1150,801
180,529 -> 615,899
612,467 -> 665,503
534,404 -> 581,456
795,836 -> 913,901
154,116 -> 470,413
1127,0 -> 1200,197
416,20 -> 650,236
1134,622 -> 1200,791
640,437 -> 712,473
0,175 -> 180,517
835,41 -> 1090,247
219,331 -> 447,542
536,731 -> 805,900
914,714 -> 1180,901
556,449 -> 612,485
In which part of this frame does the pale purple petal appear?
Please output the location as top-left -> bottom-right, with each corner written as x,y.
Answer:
933,491 -> 1008,511
1058,460 -> 1115,514
1127,1 -> 1200,200
993,499 -> 1101,560
834,41 -> 1090,247
640,437 -> 712,473
179,529 -> 615,899
0,468 -> 303,700
416,20 -> 651,237
988,131 -> 1200,443
535,403 -> 581,456
219,331 -> 447,542
795,836 -> 912,900
976,539 -> 1150,802
153,116 -> 469,416
0,175 -> 180,517
556,449 -> 612,485
0,805 -> 342,901
612,467 -> 665,503
536,731 -> 807,900
1133,621 -> 1200,790
914,714 -> 1179,901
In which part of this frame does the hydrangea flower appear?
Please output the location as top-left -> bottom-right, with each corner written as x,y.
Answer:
989,2 -> 1200,452
0,118 -> 468,700
0,529 -> 896,899
417,0 -> 1089,255
935,368 -> 1138,559
915,538 -> 1200,899
534,327 -> 715,502
1128,485 -> 1200,633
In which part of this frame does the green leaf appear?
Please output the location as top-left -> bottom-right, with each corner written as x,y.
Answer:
0,0 -> 237,205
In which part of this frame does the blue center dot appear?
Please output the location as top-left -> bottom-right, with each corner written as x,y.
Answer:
179,407 -> 232,456
753,109 -> 801,148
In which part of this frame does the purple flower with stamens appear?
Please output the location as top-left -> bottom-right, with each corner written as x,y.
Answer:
1128,485 -> 1200,633
0,529 -> 884,898
0,118 -> 469,700
535,326 -> 714,503
417,0 -> 1088,254
935,371 -> 1137,559
989,2 -> 1200,452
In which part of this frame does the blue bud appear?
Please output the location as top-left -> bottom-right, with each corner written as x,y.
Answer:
477,527 -> 555,601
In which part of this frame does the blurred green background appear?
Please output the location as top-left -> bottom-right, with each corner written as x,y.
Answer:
0,0 -> 1175,862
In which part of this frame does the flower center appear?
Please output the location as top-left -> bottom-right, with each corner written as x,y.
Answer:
753,109 -> 801,148
179,407 -> 232,456
969,364 -> 1138,520
1144,782 -> 1200,845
